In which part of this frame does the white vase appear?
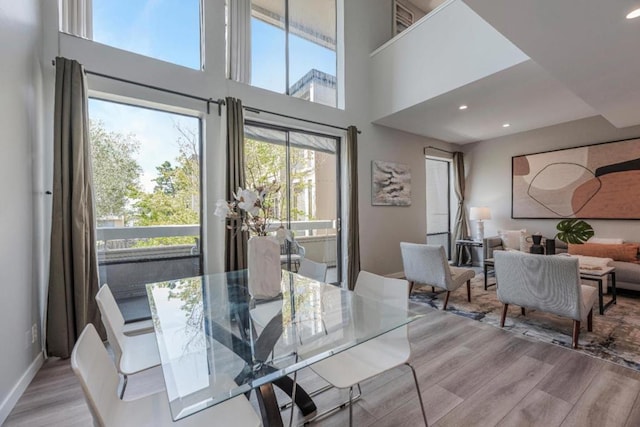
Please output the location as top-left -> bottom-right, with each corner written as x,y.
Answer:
247,235 -> 282,299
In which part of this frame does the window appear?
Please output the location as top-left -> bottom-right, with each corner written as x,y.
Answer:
228,0 -> 338,108
244,122 -> 341,283
60,0 -> 202,70
426,157 -> 451,258
89,98 -> 202,321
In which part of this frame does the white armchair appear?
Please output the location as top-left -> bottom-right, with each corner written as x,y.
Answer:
400,242 -> 475,310
494,250 -> 597,349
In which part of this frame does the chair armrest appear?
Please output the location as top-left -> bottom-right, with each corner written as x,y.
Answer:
483,236 -> 504,260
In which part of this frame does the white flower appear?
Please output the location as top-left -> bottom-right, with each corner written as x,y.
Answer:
236,188 -> 260,216
275,226 -> 292,244
214,200 -> 231,218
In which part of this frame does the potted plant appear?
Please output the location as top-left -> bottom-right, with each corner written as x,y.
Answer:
555,219 -> 594,244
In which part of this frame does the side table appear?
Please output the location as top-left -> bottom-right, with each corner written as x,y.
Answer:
580,266 -> 617,315
484,258 -> 495,290
455,239 -> 483,267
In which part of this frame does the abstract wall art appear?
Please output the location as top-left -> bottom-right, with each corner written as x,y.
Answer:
512,137 -> 640,219
372,160 -> 411,206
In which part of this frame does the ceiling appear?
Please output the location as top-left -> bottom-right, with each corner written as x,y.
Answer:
380,0 -> 640,144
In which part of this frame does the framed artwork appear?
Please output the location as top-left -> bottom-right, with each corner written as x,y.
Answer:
512,137 -> 640,219
372,160 -> 411,206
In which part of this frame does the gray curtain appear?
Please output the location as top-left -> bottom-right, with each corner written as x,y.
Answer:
452,151 -> 470,264
46,57 -> 104,358
346,126 -> 360,290
225,97 -> 248,272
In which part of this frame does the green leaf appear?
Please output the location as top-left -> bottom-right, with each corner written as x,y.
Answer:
555,219 -> 594,244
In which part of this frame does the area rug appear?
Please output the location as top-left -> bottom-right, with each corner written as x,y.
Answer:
409,274 -> 640,371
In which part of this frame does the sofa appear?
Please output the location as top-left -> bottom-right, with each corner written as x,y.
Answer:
483,235 -> 640,292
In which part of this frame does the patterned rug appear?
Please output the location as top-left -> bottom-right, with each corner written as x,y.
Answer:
409,274 -> 640,371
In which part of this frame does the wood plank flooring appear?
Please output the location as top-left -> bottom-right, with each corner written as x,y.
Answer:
6,306 -> 640,426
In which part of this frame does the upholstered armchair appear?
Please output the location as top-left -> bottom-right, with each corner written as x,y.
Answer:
494,250 -> 597,349
400,242 -> 475,310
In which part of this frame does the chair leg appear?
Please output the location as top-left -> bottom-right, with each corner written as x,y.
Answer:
348,385 -> 353,427
431,286 -> 435,293
466,280 -> 471,302
120,374 -> 128,399
521,307 -> 526,316
406,363 -> 429,426
587,309 -> 593,332
572,320 -> 580,349
409,281 -> 415,295
443,291 -> 451,310
500,304 -> 508,327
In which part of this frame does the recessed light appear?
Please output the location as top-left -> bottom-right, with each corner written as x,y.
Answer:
627,8 -> 640,19
502,123 -> 510,128
459,105 -> 468,110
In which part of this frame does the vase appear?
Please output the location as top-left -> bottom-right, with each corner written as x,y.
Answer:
247,235 -> 282,299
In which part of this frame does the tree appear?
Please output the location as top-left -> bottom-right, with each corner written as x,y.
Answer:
134,122 -> 200,245
244,139 -> 314,221
90,120 -> 142,221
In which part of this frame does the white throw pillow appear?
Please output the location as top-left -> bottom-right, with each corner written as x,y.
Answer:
588,237 -> 624,244
498,229 -> 527,251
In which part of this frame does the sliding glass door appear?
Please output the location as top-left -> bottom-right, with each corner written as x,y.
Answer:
244,122 -> 341,284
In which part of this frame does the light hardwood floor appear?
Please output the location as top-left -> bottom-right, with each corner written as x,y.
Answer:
6,306 -> 640,426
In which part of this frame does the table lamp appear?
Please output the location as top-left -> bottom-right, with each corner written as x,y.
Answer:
469,207 -> 491,241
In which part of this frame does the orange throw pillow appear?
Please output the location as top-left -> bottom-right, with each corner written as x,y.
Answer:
568,243 -> 639,262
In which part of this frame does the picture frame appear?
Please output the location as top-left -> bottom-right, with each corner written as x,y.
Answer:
512,137 -> 640,219
372,160 -> 411,206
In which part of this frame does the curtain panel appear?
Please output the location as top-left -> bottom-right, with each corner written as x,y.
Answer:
46,57 -> 104,358
452,151 -> 470,265
225,97 -> 249,272
346,126 -> 361,290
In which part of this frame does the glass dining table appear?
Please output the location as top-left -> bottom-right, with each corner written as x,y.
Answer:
146,270 -> 423,426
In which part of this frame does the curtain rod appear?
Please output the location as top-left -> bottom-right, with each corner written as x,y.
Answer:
244,105 -> 361,134
424,145 -> 455,154
52,59 -> 225,115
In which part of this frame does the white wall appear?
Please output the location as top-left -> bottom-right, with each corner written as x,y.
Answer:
465,115 -> 640,241
52,0 -> 454,279
0,0 -> 45,421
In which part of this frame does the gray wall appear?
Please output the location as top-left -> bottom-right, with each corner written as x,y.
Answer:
464,115 -> 640,241
0,0 -> 45,420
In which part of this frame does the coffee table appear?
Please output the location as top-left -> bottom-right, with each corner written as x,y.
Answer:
580,266 -> 617,315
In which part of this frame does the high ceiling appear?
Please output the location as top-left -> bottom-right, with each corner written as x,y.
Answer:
378,0 -> 640,144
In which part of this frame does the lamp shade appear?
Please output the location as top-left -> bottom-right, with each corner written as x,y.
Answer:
469,207 -> 491,221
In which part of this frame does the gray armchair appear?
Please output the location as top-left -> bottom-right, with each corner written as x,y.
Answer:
401,242 -> 475,310
494,250 -> 597,349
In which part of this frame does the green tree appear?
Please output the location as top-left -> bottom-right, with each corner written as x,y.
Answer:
134,123 -> 200,245
244,139 -> 313,221
90,120 -> 142,221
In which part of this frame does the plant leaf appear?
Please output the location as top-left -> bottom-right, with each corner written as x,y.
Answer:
556,219 -> 594,244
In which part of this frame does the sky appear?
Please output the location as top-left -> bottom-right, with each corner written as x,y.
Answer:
90,0 -> 336,193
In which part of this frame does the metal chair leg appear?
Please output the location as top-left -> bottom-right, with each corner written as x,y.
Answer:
348,386 -> 353,427
406,363 -> 428,426
119,374 -> 128,399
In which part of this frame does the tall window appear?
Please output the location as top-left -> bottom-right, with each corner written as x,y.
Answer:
89,98 -> 202,321
426,157 -> 451,258
228,0 -> 338,108
244,122 -> 341,283
60,0 -> 202,69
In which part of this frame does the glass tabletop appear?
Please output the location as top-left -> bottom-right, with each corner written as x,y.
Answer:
146,270 -> 423,421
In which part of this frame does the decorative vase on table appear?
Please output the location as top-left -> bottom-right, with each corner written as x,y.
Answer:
247,235 -> 282,299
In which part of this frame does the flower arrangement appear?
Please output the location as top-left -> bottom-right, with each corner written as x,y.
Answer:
215,183 -> 288,238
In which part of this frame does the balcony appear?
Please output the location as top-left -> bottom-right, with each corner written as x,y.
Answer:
97,222 -> 338,322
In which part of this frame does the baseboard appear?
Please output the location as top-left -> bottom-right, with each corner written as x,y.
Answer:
386,271 -> 406,279
0,352 -> 44,424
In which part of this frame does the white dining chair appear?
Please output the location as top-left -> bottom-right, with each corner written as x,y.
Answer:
71,323 -> 262,427
307,271 -> 428,426
95,284 -> 161,397
297,258 -> 328,282
401,242 -> 475,310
